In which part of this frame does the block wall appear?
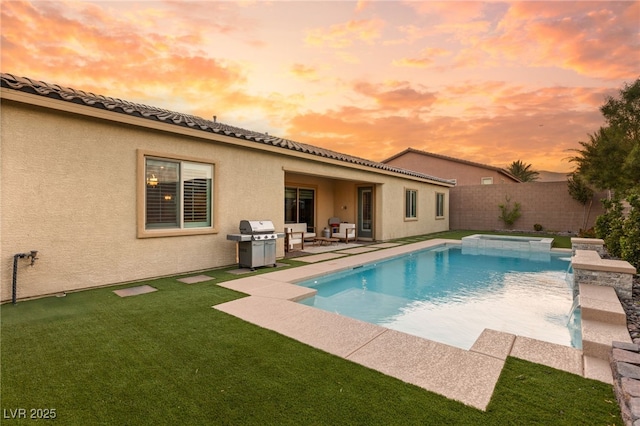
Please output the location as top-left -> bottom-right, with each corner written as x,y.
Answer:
449,181 -> 608,233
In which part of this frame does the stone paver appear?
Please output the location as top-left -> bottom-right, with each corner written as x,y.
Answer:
368,243 -> 402,248
584,355 -> 612,384
295,252 -> 348,263
510,336 -> 583,376
177,274 -> 214,284
470,329 -> 515,360
347,328 -> 505,410
335,247 -> 380,255
113,285 -> 157,297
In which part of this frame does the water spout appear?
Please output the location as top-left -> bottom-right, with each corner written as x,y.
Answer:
567,295 -> 580,325
564,262 -> 574,289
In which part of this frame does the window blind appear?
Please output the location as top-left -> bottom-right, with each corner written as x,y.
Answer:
183,162 -> 212,227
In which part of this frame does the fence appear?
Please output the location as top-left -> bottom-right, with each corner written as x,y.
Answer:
449,181 -> 607,234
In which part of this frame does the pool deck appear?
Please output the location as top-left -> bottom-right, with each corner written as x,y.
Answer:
213,239 -> 613,411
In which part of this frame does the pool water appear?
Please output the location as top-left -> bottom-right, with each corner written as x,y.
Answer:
298,245 -> 581,350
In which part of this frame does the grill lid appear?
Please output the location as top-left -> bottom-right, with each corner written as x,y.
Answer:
239,220 -> 276,234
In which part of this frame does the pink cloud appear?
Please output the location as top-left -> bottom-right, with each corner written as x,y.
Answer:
1,1 -> 250,112
392,47 -> 451,68
289,63 -> 320,81
397,1 -> 638,80
353,81 -> 438,111
305,18 -> 385,48
469,1 -> 639,79
1,0 -> 630,174
404,1 -> 486,24
284,80 -> 610,172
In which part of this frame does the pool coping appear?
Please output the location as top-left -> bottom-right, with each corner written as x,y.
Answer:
213,239 -> 609,411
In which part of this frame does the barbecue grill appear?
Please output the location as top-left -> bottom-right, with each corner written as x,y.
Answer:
226,220 -> 284,270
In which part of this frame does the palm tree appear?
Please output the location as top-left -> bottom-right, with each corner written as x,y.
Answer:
507,160 -> 540,182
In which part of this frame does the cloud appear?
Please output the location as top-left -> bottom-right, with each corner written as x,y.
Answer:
392,47 -> 451,68
404,1 -> 487,24
289,63 -> 320,81
352,81 -> 438,111
355,0 -> 371,13
0,1 -> 256,116
457,1 -> 639,79
305,18 -> 385,48
1,0 -> 630,174
396,1 -> 638,80
284,80 -> 610,171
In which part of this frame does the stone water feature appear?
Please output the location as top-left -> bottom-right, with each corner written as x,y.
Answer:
570,238 -> 638,425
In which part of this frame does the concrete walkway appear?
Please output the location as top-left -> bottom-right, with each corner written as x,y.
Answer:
213,239 -> 611,410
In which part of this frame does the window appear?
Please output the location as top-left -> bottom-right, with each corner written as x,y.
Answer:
285,187 -> 315,230
436,193 -> 445,218
405,189 -> 417,219
481,177 -> 493,185
139,152 -> 214,237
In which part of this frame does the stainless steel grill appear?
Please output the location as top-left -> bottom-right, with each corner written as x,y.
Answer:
227,220 -> 283,269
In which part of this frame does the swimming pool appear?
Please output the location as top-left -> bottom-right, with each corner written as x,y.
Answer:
298,245 -> 581,350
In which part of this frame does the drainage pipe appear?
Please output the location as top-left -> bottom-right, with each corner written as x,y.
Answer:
12,251 -> 38,305
12,253 -> 26,305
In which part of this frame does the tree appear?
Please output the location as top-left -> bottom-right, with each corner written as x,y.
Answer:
570,78 -> 640,195
506,160 -> 539,182
567,172 -> 595,233
571,78 -> 640,268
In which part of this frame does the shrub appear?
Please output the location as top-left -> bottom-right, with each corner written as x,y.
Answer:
595,192 -> 640,268
595,197 -> 625,258
578,228 -> 596,238
498,196 -> 522,228
533,224 -> 543,232
620,192 -> 640,269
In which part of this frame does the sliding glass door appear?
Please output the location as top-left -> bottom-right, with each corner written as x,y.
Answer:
285,187 -> 315,231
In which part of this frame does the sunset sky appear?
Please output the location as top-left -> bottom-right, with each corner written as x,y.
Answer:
2,1 -> 638,172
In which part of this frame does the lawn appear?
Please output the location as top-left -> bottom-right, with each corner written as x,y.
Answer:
1,233 -> 621,425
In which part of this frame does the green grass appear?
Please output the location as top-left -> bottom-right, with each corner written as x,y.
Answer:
1,236 -> 620,425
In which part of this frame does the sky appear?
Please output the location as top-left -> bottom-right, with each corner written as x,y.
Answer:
2,1 -> 639,172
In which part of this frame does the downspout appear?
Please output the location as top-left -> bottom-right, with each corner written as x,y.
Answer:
12,251 -> 38,305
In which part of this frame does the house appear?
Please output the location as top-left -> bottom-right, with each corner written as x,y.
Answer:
1,74 -> 454,301
382,148 -> 521,186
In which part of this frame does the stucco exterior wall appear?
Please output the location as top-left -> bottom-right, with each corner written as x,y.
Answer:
2,101 -> 287,300
283,166 -> 449,240
2,99 -> 449,300
384,151 -> 516,186
449,182 -> 607,233
377,182 -> 449,240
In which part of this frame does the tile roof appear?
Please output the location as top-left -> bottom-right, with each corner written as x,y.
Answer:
1,73 -> 454,186
382,147 -> 521,182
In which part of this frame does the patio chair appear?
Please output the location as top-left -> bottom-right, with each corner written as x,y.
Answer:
332,223 -> 356,243
285,226 -> 304,252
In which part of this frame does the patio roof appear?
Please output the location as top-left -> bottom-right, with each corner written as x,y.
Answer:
1,73 -> 455,187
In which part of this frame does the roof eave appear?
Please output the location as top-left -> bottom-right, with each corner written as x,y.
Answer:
0,74 -> 455,187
